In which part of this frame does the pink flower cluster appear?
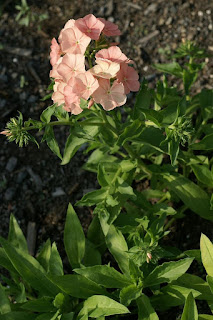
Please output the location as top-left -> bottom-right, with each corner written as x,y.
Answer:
50,14 -> 140,114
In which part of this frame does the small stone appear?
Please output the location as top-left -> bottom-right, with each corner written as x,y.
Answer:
166,17 -> 172,25
158,17 -> 165,26
0,99 -> 6,109
19,92 -> 27,101
28,95 -> 37,103
4,187 -> 16,201
208,24 -> 213,30
144,3 -> 157,15
6,157 -> 18,172
198,11 -> 203,17
17,170 -> 27,184
52,187 -> 66,197
206,9 -> 211,15
11,72 -> 18,79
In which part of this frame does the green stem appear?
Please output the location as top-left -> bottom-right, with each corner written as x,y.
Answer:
123,142 -> 152,176
22,120 -> 104,131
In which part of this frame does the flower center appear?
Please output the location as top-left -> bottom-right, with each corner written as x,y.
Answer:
107,90 -> 111,94
87,29 -> 91,33
123,77 -> 127,82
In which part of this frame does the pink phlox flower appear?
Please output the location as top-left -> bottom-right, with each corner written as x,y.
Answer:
98,18 -> 121,36
96,46 -> 131,64
52,81 -> 67,106
117,63 -> 140,94
92,78 -> 126,111
60,26 -> 91,55
57,53 -> 85,82
50,38 -> 62,66
56,77 -> 83,114
75,14 -> 104,40
58,19 -> 75,43
72,71 -> 99,100
50,57 -> 63,80
90,58 -> 120,79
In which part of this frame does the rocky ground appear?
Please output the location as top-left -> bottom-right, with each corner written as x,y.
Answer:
0,1 -> 213,314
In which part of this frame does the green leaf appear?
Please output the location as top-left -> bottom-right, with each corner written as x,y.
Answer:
162,174 -> 213,221
174,274 -> 213,300
198,315 -> 213,320
0,248 -> 17,273
168,139 -> 180,166
75,188 -> 109,207
61,312 -> 74,320
0,237 -> 60,297
181,292 -> 198,320
191,164 -> 213,188
64,203 -> 85,269
0,284 -> 11,314
190,134 -> 213,150
144,258 -> 194,287
133,81 -> 152,119
137,294 -> 159,320
48,275 -> 107,299
153,62 -> 183,78
49,242 -> 64,276
40,105 -> 56,123
77,295 -> 129,319
0,312 -> 37,320
42,126 -> 62,160
184,250 -> 201,263
183,69 -> 197,95
35,312 -> 59,320
82,239 -> 101,267
8,214 -> 28,253
37,239 -> 51,272
117,120 -> 143,146
207,276 -> 213,294
61,134 -> 87,165
200,234 -> 213,277
74,265 -> 133,289
106,225 -> 129,276
151,285 -> 201,311
119,284 -> 141,306
21,297 -> 55,312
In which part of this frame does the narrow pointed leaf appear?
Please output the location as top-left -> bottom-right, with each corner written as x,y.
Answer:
144,258 -> 194,287
181,292 -> 198,320
64,203 -> 85,268
137,294 -> 159,320
74,265 -> 133,288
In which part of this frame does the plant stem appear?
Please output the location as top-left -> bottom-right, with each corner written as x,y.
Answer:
123,142 -> 152,176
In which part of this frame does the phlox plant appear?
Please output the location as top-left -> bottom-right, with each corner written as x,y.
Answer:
1,14 -> 213,320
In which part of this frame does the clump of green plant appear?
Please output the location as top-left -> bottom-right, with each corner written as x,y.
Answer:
15,0 -> 48,29
1,14 -> 213,319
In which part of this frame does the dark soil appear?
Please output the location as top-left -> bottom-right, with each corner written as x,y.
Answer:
0,0 -> 213,318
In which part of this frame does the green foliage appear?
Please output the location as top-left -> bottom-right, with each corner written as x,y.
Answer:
1,41 -> 213,319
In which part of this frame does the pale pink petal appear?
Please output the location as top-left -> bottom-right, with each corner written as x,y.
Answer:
50,57 -> 63,80
58,19 -> 75,43
57,53 -> 85,82
92,79 -> 126,111
75,14 -> 104,40
98,18 -> 121,36
72,71 -> 99,100
52,81 -> 67,106
61,26 -> 91,54
96,46 -> 130,64
50,38 -> 62,66
90,58 -> 120,79
117,63 -> 140,94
